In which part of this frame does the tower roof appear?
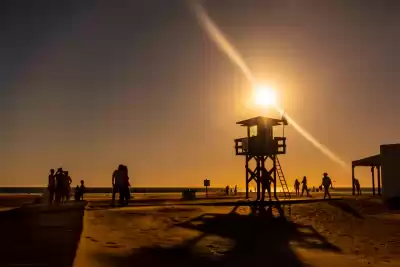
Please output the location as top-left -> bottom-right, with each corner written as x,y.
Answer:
236,116 -> 287,127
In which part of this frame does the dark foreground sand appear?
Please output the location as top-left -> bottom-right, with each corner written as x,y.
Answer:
0,201 -> 85,267
74,197 -> 400,267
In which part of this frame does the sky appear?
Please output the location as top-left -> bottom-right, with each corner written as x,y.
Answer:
1,0 -> 400,188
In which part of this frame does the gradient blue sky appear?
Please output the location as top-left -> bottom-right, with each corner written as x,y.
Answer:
1,0 -> 399,187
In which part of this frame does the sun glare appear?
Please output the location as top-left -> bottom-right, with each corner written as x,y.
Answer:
254,85 -> 278,107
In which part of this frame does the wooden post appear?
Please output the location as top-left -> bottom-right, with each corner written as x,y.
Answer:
245,155 -> 249,199
246,127 -> 250,199
261,156 -> 266,201
377,166 -> 381,196
256,157 -> 261,201
371,166 -> 375,196
273,155 -> 277,199
204,179 -> 210,197
352,165 -> 355,196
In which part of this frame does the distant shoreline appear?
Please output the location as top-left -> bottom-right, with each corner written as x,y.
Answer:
0,187 -> 225,194
0,186 -> 371,194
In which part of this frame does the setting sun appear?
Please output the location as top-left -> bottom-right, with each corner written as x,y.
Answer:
254,85 -> 278,107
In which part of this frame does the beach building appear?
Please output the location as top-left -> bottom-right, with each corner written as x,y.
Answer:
352,143 -> 400,200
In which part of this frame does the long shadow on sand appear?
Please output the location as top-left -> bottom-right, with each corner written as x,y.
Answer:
0,203 -> 85,267
98,204 -> 341,267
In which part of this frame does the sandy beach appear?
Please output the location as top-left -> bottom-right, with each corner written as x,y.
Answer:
0,194 -> 399,267
75,195 -> 400,267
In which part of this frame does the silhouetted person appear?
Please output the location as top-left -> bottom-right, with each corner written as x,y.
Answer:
111,165 -> 123,206
294,179 -> 300,196
301,176 -> 310,197
80,180 -> 86,200
322,172 -> 332,199
234,185 -> 237,195
48,169 -> 56,205
55,168 -> 65,204
261,168 -> 273,202
225,185 -> 230,196
354,178 -> 361,196
64,171 -> 72,202
74,185 -> 80,201
120,165 -> 130,205
111,165 -> 130,206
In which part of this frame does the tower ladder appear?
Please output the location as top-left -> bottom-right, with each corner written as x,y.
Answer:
276,156 -> 291,199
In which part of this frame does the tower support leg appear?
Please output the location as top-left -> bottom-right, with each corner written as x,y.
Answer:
377,166 -> 381,196
256,157 -> 261,201
272,155 -> 277,199
352,165 -> 355,196
371,166 -> 375,196
245,155 -> 249,199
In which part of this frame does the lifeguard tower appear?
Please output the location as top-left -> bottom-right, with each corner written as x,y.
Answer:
234,116 -> 290,201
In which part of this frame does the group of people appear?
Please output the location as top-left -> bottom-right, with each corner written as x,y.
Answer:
294,173 -> 333,199
225,185 -> 238,196
111,164 -> 131,206
48,168 -> 80,205
47,164 -> 131,206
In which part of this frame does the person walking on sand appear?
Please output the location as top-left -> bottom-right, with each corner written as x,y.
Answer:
294,179 -> 300,196
322,172 -> 333,199
47,169 -> 56,205
261,168 -> 274,202
225,185 -> 230,196
234,185 -> 238,195
354,178 -> 361,196
301,176 -> 310,197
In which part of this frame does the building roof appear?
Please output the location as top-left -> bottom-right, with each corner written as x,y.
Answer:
352,154 -> 381,167
236,116 -> 287,127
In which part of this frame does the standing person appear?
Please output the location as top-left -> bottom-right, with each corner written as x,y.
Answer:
294,179 -> 299,196
54,168 -> 65,204
48,169 -> 56,205
301,176 -> 310,197
225,185 -> 230,196
354,178 -> 361,196
74,185 -> 81,201
261,168 -> 273,202
121,165 -> 131,205
119,165 -> 127,205
64,171 -> 72,202
111,165 -> 121,206
322,172 -> 333,199
234,185 -> 238,195
79,180 -> 86,200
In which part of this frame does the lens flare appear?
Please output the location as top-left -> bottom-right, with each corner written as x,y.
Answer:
189,0 -> 348,169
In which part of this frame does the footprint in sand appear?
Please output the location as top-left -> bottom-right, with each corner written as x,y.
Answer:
105,241 -> 122,248
85,236 -> 99,242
